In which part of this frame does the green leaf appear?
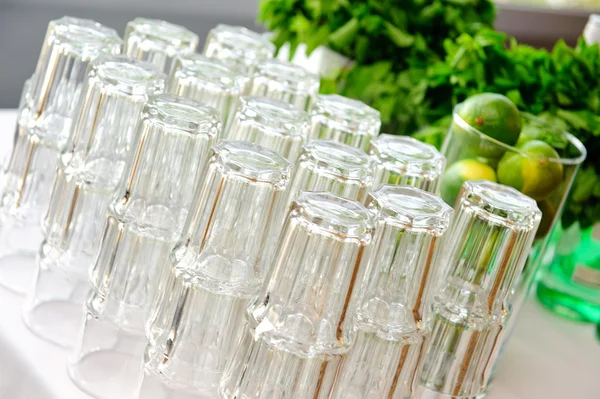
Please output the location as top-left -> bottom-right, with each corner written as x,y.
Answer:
383,21 -> 414,48
328,18 -> 360,49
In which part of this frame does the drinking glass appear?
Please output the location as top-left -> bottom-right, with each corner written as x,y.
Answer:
124,18 -> 199,75
0,17 -> 122,294
23,54 -> 165,348
168,54 -> 242,127
220,191 -> 375,399
327,185 -> 453,399
68,95 -> 220,399
223,96 -> 310,162
309,94 -> 381,152
287,139 -> 374,205
246,59 -> 320,111
203,24 -> 276,73
141,141 -> 293,398
418,181 -> 541,399
369,134 -> 445,193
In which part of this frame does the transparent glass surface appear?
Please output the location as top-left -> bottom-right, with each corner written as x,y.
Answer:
142,141 -> 292,397
328,185 -> 452,399
168,54 -> 242,127
203,24 -> 276,73
68,95 -> 219,399
224,96 -> 310,162
247,59 -> 320,111
124,18 -> 199,75
0,17 -> 122,294
309,94 -> 381,152
220,192 -> 374,399
287,139 -> 374,205
23,55 -> 165,348
419,181 -> 541,398
369,134 -> 445,194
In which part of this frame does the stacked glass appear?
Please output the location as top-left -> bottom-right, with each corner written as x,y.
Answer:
0,17 -> 122,293
369,134 -> 446,193
223,96 -> 310,162
23,55 -> 165,348
220,191 -> 375,399
203,24 -> 276,74
327,185 -> 453,399
309,94 -> 381,152
419,180 -> 542,398
142,141 -> 293,397
247,59 -> 320,111
123,18 -> 199,75
168,54 -> 242,127
68,95 -> 220,399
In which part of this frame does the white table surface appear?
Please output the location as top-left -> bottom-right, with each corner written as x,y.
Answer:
0,109 -> 599,399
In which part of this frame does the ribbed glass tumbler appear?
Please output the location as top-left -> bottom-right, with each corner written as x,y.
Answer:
369,134 -> 446,193
327,185 -> 453,399
124,18 -> 199,75
141,141 -> 293,398
203,24 -> 276,74
168,54 -> 242,127
23,55 -> 165,348
223,96 -> 310,162
220,191 -> 375,399
68,95 -> 220,399
308,94 -> 381,152
247,59 -> 320,111
0,17 -> 122,294
418,180 -> 542,399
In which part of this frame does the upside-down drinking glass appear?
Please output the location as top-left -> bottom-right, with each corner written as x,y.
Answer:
220,191 -> 375,399
327,185 -> 452,399
68,95 -> 220,399
23,55 -> 165,348
309,94 -> 381,152
0,17 -> 122,294
246,59 -> 320,111
123,18 -> 199,75
418,180 -> 541,399
168,54 -> 242,127
141,141 -> 293,398
223,96 -> 310,162
369,134 -> 445,193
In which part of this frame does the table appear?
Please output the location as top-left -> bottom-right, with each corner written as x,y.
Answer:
0,109 -> 599,399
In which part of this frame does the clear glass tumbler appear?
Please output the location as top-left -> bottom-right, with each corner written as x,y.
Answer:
220,191 -> 375,399
326,185 -> 452,399
168,54 -> 242,127
23,55 -> 165,348
0,17 -> 122,294
68,95 -> 220,399
418,180 -> 542,399
247,59 -> 320,111
141,141 -> 293,398
309,94 -> 381,152
369,134 -> 445,193
124,18 -> 199,75
223,96 -> 310,162
287,139 -> 374,205
203,24 -> 276,74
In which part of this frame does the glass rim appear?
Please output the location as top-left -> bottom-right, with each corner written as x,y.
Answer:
452,104 -> 587,166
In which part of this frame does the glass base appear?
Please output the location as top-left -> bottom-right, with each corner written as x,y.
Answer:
536,282 -> 600,323
68,310 -> 146,399
23,263 -> 88,348
0,251 -> 36,295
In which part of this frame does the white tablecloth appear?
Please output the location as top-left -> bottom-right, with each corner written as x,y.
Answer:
0,109 -> 599,399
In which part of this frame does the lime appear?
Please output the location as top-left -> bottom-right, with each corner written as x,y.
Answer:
457,93 -> 522,152
440,159 -> 498,206
497,140 -> 564,201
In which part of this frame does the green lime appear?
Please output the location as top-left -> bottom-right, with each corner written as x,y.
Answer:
497,140 -> 564,201
457,93 -> 522,154
441,159 -> 498,206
